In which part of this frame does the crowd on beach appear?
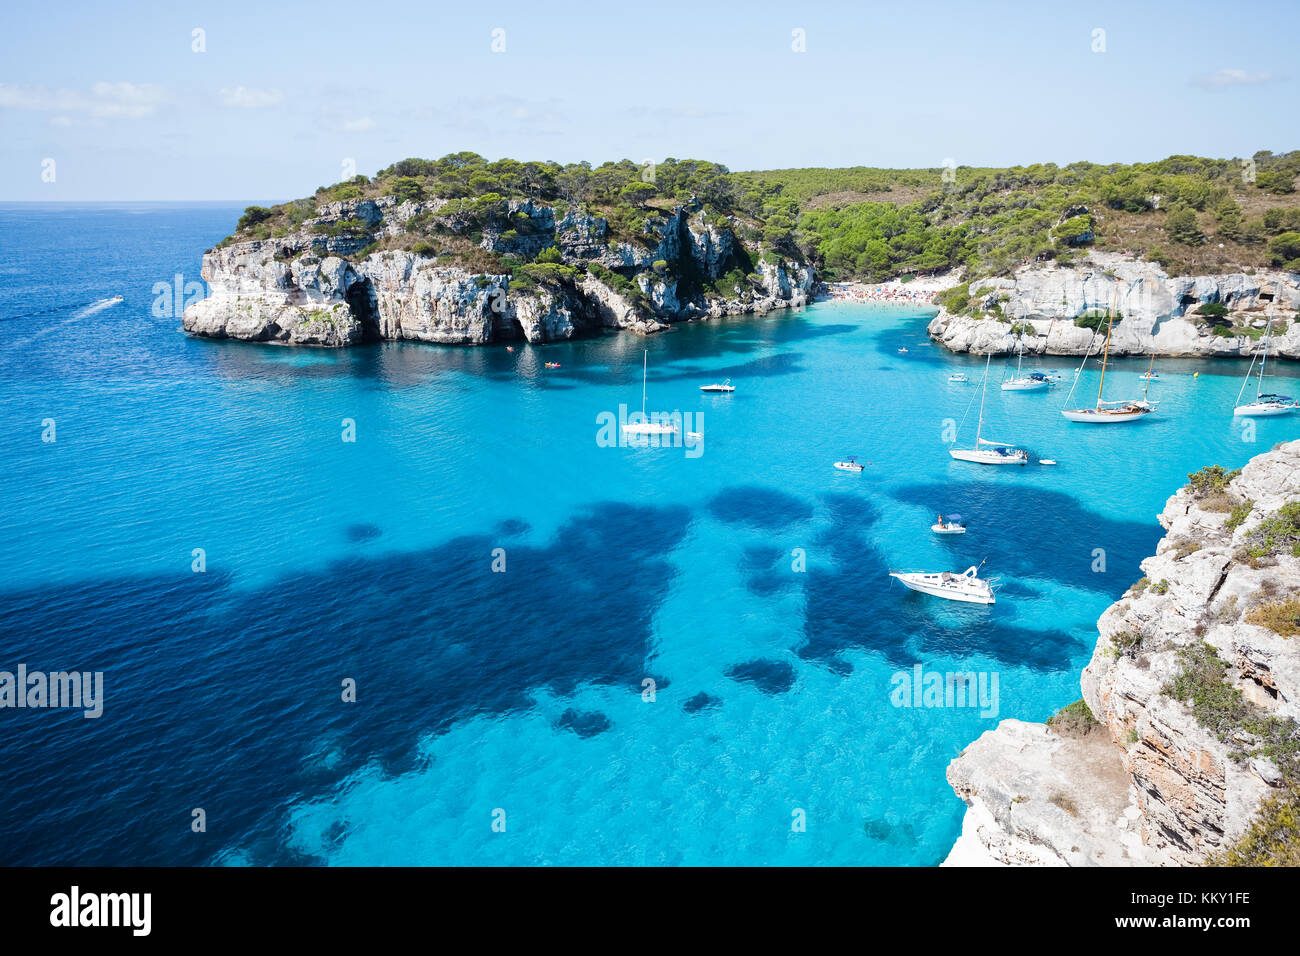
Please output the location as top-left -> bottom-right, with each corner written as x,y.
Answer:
820,281 -> 937,304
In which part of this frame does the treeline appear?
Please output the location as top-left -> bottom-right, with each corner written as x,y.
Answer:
228,150 -> 1300,278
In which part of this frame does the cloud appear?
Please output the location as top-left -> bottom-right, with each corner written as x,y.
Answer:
219,86 -> 284,109
339,116 -> 375,132
0,81 -> 169,120
1192,68 -> 1278,88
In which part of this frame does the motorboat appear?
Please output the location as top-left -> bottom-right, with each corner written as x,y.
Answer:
700,379 -> 735,393
834,457 -> 865,473
948,372 -> 969,384
889,565 -> 996,604
931,513 -> 967,534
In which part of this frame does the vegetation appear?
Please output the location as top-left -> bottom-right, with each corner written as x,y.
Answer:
216,150 -> 1300,289
1165,641 -> 1300,865
1244,502 -> 1300,559
1047,698 -> 1099,737
1186,465 -> 1241,499
1246,596 -> 1300,637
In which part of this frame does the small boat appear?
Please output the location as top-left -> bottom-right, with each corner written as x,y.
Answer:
507,346 -> 515,352
1139,370 -> 1159,381
686,431 -> 703,441
948,373 -> 969,384
700,378 -> 734,393
1039,459 -> 1058,465
897,347 -> 909,354
950,355 -> 1029,465
833,457 -> 865,473
544,361 -> 561,369
1061,295 -> 1156,423
1234,309 -> 1298,417
889,565 -> 996,605
622,350 -> 678,437
931,513 -> 967,535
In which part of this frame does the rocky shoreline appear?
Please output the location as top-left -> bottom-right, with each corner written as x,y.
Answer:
926,252 -> 1300,359
182,197 -> 814,347
945,441 -> 1300,866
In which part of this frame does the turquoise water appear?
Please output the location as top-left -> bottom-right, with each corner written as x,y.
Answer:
2,204 -> 1297,865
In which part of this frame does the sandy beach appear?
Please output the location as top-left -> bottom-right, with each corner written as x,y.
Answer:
819,272 -> 957,306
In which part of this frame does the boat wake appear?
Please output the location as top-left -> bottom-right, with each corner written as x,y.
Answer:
1,294 -> 123,322
74,295 -> 125,318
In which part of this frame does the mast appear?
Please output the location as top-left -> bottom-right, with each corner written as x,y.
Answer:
1095,293 -> 1117,410
975,352 -> 990,445
641,349 -> 648,417
1258,305 -> 1273,401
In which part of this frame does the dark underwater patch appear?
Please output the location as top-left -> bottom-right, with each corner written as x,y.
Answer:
556,708 -> 612,739
0,498 -> 693,866
345,523 -> 382,542
707,486 -> 813,531
725,658 -> 797,695
682,692 -> 721,714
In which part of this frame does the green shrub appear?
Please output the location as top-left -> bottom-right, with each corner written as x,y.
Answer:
1047,698 -> 1098,738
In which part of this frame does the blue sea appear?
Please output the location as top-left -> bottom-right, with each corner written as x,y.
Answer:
1,203 -> 1295,866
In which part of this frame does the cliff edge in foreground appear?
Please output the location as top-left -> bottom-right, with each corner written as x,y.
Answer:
946,440 -> 1300,866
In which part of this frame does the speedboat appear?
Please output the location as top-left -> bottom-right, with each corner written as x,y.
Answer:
1139,370 -> 1159,381
544,362 -> 561,369
948,373 -> 969,384
897,347 -> 909,354
889,566 -> 996,604
834,457 -> 865,473
700,379 -> 735,393
931,514 -> 967,535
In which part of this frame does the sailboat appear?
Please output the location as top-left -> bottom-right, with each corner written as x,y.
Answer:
1234,308 -> 1298,417
1060,294 -> 1155,423
949,354 -> 1029,465
1001,337 -> 1051,391
622,350 -> 679,437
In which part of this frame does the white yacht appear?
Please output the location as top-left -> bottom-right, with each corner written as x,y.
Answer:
949,354 -> 1030,465
833,457 -> 865,473
700,379 -> 735,393
1001,340 -> 1051,391
889,565 -> 996,604
1234,310 -> 1297,417
1061,297 -> 1156,423
622,350 -> 679,437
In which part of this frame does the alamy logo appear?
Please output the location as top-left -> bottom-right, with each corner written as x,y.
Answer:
595,405 -> 703,458
50,886 -> 151,936
889,664 -> 999,718
0,665 -> 103,718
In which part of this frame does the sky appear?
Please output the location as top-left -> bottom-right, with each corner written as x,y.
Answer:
1,0 -> 1296,201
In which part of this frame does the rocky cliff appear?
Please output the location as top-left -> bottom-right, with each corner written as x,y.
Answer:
183,196 -> 814,347
927,252 -> 1300,358
946,440 -> 1300,866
